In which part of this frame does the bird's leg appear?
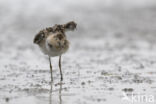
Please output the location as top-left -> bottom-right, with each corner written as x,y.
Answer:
49,56 -> 53,82
59,55 -> 63,81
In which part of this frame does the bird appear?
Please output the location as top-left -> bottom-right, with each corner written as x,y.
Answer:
33,21 -> 77,82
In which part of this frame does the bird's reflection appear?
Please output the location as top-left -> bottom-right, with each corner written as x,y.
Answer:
59,81 -> 62,104
49,81 -> 63,104
49,82 -> 52,104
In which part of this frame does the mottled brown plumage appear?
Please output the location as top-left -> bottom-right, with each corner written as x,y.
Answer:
34,21 -> 77,45
33,21 -> 77,82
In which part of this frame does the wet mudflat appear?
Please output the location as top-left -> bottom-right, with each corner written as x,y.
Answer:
0,1 -> 156,104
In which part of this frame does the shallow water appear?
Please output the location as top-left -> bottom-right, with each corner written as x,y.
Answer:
0,0 -> 156,104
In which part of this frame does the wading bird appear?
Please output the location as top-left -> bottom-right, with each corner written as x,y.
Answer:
33,21 -> 77,81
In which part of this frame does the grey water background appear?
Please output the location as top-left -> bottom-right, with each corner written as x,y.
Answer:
0,0 -> 156,104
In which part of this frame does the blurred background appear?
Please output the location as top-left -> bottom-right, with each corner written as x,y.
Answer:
1,0 -> 156,64
0,0 -> 156,104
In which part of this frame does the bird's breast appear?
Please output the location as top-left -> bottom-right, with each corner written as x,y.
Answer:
44,34 -> 69,57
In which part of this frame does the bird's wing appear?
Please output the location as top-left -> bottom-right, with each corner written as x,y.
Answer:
33,29 -> 47,44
